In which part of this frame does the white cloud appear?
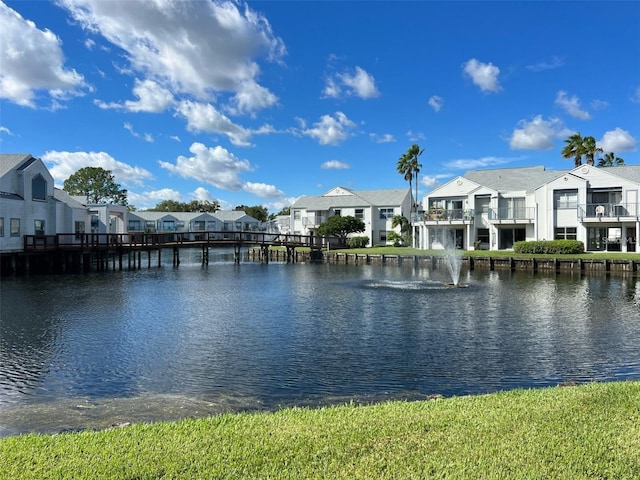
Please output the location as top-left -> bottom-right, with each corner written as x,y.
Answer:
42,150 -> 154,187
599,128 -> 637,153
190,187 -> 216,202
0,2 -> 87,107
227,81 -> 278,116
406,130 -> 426,142
631,86 -> 640,104
591,99 -> 609,110
175,100 -> 253,147
159,142 -> 252,191
128,188 -> 183,210
462,58 -> 501,93
339,66 -> 380,99
0,126 -> 13,136
123,122 -> 154,142
509,115 -> 563,150
323,66 -> 379,99
58,0 -> 284,115
525,56 -> 564,72
555,91 -> 591,120
321,160 -> 350,169
301,111 -> 356,145
420,175 -> 442,188
322,77 -> 340,98
95,79 -> 174,113
369,133 -> 395,144
445,156 -> 512,170
243,182 -> 285,199
428,95 -> 443,112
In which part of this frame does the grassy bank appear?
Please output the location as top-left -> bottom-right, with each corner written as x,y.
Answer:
2,381 -> 639,479
333,245 -> 640,261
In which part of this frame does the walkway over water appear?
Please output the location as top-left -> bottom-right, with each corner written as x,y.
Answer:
3,231 -> 343,274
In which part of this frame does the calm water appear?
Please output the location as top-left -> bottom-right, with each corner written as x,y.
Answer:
1,251 -> 640,436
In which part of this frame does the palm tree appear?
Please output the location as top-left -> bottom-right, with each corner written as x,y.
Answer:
561,133 -> 586,167
597,152 -> 625,167
396,144 -> 424,215
392,214 -> 410,233
391,214 -> 411,245
583,136 -> 603,166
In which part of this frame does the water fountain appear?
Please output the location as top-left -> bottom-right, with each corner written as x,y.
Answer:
443,231 -> 464,287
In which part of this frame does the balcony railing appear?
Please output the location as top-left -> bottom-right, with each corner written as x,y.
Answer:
579,202 -> 638,220
413,208 -> 475,222
487,207 -> 535,222
301,216 -> 327,227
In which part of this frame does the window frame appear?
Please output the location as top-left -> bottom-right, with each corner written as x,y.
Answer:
10,218 -> 20,237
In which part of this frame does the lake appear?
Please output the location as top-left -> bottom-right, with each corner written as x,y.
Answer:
1,250 -> 639,436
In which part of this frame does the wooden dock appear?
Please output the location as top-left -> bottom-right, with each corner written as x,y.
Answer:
1,231 -> 342,275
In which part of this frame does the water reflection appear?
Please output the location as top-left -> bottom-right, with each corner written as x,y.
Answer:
1,261 -> 639,436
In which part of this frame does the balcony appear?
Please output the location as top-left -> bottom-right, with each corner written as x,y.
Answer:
413,208 -> 475,224
579,203 -> 639,222
301,215 -> 327,228
487,207 -> 535,224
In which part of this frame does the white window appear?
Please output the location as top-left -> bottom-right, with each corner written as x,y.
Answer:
379,208 -> 394,219
10,218 -> 20,237
555,227 -> 577,240
355,208 -> 364,219
554,190 -> 578,209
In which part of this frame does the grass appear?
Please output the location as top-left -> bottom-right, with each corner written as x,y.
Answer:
328,245 -> 640,261
2,381 -> 639,479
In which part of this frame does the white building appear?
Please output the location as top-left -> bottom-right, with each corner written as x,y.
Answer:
290,186 -> 412,247
0,153 -> 127,253
128,210 -> 260,236
415,165 -> 640,252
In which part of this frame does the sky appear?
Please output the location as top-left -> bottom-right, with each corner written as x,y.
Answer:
1,1 -> 639,212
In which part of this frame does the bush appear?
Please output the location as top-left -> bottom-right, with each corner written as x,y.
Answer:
513,240 -> 584,254
348,236 -> 369,248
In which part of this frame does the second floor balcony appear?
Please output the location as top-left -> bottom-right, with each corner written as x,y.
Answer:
413,208 -> 475,223
487,207 -> 535,223
579,203 -> 639,221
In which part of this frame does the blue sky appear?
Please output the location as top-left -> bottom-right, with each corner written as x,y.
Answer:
1,1 -> 639,212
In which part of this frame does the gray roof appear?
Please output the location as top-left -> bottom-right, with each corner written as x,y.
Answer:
213,210 -> 259,222
463,166 -> 569,193
595,165 -> 640,184
54,188 -> 87,208
0,154 -> 33,177
292,187 -> 410,209
132,210 -> 259,223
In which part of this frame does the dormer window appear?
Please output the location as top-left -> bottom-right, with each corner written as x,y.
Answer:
32,174 -> 47,201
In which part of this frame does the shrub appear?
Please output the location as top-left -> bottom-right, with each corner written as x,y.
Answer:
514,240 -> 584,254
348,236 -> 369,248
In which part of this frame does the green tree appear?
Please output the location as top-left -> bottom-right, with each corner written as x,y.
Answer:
597,152 -> 625,167
316,215 -> 365,242
391,214 -> 411,244
583,136 -> 603,166
236,205 -> 268,222
187,200 -> 220,212
63,167 -> 128,205
397,144 -> 424,215
269,206 -> 290,221
561,133 -> 587,167
149,199 -> 219,212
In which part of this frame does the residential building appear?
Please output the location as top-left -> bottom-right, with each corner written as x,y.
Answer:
415,164 -> 640,252
290,186 -> 412,247
128,210 -> 260,238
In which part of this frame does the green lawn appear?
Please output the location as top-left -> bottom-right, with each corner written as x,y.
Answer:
2,381 -> 639,479
331,245 -> 640,261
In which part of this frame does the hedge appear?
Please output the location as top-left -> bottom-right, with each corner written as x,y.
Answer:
513,240 -> 584,254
